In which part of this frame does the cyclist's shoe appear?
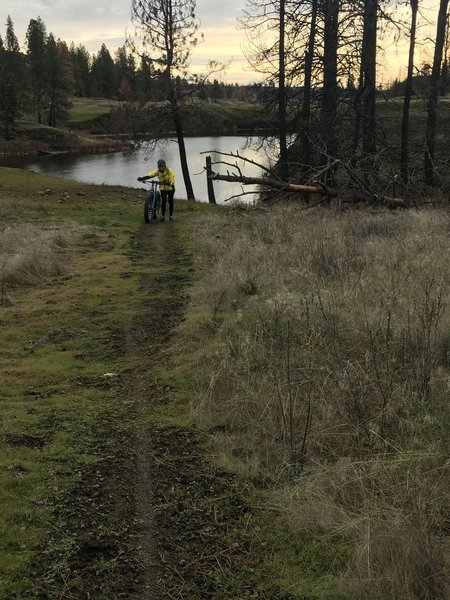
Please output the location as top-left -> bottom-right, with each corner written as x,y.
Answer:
169,216 -> 174,221
160,216 -> 165,222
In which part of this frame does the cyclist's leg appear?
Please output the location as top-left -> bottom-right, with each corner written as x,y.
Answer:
160,190 -> 168,219
168,190 -> 174,218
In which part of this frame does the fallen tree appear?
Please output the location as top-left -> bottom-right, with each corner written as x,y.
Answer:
203,151 -> 406,207
208,171 -> 338,198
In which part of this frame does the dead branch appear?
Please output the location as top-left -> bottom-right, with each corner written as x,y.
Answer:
201,149 -> 282,180
203,150 -> 406,206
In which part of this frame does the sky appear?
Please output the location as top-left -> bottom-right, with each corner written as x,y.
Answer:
2,0 -> 258,84
1,0 -> 443,85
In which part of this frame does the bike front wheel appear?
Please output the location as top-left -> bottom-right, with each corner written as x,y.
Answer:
144,192 -> 159,223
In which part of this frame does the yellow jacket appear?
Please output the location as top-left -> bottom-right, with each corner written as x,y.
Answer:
146,167 -> 175,191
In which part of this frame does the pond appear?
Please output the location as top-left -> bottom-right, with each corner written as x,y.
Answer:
1,136 -> 277,203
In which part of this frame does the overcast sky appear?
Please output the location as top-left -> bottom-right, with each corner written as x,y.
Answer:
2,0 -> 442,85
2,0 -> 257,83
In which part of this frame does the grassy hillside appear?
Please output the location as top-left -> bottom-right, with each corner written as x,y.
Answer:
1,168 -> 449,599
65,97 -> 120,126
63,97 -> 275,134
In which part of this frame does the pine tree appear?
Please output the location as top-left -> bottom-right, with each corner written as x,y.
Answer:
91,44 -> 116,98
26,17 -> 48,124
131,0 -> 201,200
135,55 -> 154,99
45,34 -> 72,127
0,17 -> 26,139
115,45 -> 137,100
70,43 -> 91,97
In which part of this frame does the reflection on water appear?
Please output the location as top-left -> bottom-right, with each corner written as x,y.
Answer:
0,136 -> 276,203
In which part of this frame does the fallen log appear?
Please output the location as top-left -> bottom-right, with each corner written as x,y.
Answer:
37,149 -> 70,156
207,171 -> 406,206
208,171 -> 337,197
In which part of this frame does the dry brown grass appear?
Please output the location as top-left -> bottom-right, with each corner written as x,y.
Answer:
0,222 -> 85,304
274,456 -> 448,599
187,203 -> 450,599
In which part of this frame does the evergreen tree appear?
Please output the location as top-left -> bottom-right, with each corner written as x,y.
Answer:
115,45 -> 136,99
91,44 -> 116,98
135,55 -> 154,99
69,43 -> 91,97
0,17 -> 26,139
45,34 -> 72,127
211,79 -> 222,102
5,15 -> 19,54
26,17 -> 48,124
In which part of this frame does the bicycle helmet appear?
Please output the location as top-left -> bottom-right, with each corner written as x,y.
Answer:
157,159 -> 166,167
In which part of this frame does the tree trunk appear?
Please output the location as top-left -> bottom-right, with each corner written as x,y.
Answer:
321,0 -> 340,186
171,97 -> 195,200
400,0 -> 418,185
299,0 -> 318,177
361,0 -> 377,160
279,0 -> 288,180
424,0 -> 449,185
166,69 -> 195,201
207,170 -> 405,206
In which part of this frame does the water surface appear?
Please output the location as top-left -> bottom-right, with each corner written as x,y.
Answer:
1,136 -> 275,203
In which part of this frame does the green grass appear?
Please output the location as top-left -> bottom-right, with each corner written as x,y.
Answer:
63,96 -> 276,132
186,99 -> 277,130
65,97 -> 120,126
0,168 -> 154,596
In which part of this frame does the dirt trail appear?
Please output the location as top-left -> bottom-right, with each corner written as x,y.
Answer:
125,222 -> 257,599
31,217 -> 263,599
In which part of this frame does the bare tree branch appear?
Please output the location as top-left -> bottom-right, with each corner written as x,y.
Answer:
203,150 -> 406,206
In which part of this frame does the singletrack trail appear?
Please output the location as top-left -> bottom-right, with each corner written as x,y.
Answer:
124,222 -> 256,599
30,217 -> 262,599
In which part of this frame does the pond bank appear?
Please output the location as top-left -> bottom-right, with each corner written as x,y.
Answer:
0,133 -> 132,158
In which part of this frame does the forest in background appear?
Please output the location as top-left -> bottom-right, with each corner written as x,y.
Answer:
1,2 -> 450,202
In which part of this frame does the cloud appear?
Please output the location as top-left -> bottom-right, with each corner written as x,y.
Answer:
4,0 -> 253,81
3,0 -> 443,85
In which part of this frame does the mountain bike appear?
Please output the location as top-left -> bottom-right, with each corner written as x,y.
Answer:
143,180 -> 161,223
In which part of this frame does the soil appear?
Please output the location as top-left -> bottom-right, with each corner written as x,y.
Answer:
32,217 -> 266,599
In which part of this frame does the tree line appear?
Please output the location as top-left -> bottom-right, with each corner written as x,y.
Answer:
0,15 -> 252,141
239,0 -> 450,193
2,2 -> 450,198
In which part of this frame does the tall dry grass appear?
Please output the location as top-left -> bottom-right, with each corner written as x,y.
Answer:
0,223 -> 81,304
189,203 -> 450,599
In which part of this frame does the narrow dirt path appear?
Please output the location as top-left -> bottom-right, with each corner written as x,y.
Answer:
126,222 -> 258,599
32,217 -> 266,599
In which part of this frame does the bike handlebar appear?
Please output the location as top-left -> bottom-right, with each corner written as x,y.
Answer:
138,177 -> 160,185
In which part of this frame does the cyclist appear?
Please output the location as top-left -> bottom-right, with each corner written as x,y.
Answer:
137,159 -> 175,221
